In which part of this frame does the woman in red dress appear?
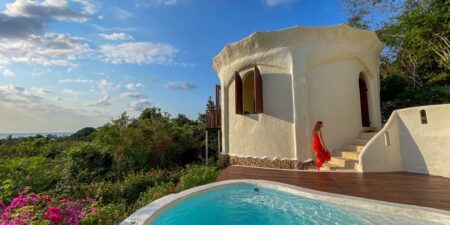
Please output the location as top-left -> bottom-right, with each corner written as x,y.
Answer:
312,121 -> 331,170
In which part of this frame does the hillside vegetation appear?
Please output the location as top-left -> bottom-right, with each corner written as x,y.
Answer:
0,107 -> 221,224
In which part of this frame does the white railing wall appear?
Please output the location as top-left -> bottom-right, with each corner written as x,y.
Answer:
359,104 -> 450,178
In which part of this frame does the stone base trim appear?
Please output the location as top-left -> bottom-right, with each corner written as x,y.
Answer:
227,155 -> 314,170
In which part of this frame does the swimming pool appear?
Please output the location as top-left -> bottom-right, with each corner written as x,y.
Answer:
121,180 -> 450,225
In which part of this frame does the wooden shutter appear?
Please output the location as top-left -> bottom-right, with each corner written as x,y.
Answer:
215,85 -> 221,126
234,72 -> 243,115
254,66 -> 264,113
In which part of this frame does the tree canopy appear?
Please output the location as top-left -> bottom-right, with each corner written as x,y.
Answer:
343,0 -> 450,119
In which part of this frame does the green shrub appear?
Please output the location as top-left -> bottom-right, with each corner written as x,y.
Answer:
0,156 -> 63,193
132,182 -> 175,212
68,144 -> 113,183
95,170 -> 166,205
80,202 -> 128,225
176,165 -> 218,191
0,179 -> 13,202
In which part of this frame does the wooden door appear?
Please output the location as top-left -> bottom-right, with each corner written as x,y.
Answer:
359,79 -> 370,127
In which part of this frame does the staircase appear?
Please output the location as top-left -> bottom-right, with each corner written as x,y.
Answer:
321,130 -> 377,172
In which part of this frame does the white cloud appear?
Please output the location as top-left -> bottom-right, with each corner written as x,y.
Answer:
0,84 -> 109,132
114,7 -> 133,21
100,32 -> 134,41
98,79 -> 114,92
0,84 -> 41,103
128,99 -> 152,111
87,95 -> 111,107
0,0 -> 95,39
0,33 -> 90,66
165,81 -> 197,90
2,68 -> 14,77
126,82 -> 144,90
100,42 -> 178,65
62,88 -> 80,97
263,0 -> 294,7
30,87 -> 51,95
92,24 -> 139,32
120,92 -> 146,99
180,62 -> 195,68
137,0 -> 180,6
59,78 -> 94,84
0,0 -> 94,67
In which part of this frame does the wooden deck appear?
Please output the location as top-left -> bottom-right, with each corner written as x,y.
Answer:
217,166 -> 450,211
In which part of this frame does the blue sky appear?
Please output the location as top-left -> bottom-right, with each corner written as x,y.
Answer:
0,0 -> 348,132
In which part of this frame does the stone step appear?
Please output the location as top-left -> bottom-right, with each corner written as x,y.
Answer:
321,163 -> 342,171
360,132 -> 377,140
330,157 -> 358,168
362,127 -> 377,132
321,162 -> 358,172
342,144 -> 365,152
333,169 -> 358,172
352,139 -> 369,146
341,151 -> 360,160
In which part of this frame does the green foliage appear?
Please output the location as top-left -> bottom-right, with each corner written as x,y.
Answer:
0,105 -> 221,224
132,182 -> 175,212
381,74 -> 409,102
68,144 -> 113,183
0,156 -> 63,193
344,0 -> 450,118
70,127 -> 97,141
0,179 -> 13,202
176,165 -> 219,191
80,203 -> 128,225
94,171 -> 166,205
93,107 -> 207,179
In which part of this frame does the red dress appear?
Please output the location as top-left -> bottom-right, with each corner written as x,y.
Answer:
312,132 -> 331,169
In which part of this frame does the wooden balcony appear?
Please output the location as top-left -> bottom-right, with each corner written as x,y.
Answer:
206,109 -> 220,130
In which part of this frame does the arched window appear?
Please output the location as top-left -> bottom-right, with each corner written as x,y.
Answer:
243,71 -> 255,114
235,66 -> 263,115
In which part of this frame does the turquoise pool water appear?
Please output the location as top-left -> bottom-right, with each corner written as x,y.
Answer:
150,184 -> 440,225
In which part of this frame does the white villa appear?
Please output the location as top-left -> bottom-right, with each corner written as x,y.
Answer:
123,24 -> 450,225
209,25 -> 450,178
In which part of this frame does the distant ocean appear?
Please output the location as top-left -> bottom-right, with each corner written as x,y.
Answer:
0,132 -> 74,139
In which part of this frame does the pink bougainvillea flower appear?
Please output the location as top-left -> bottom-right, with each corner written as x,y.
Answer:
27,193 -> 39,205
19,187 -> 29,195
59,198 -> 69,205
86,197 -> 95,203
41,195 -> 52,202
90,206 -> 98,215
10,195 -> 26,208
44,206 -> 62,224
0,201 -> 5,209
1,210 -> 9,220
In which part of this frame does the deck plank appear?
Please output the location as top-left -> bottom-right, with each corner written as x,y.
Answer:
217,166 -> 450,211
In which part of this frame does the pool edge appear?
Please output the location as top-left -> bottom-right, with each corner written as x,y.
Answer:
120,179 -> 450,225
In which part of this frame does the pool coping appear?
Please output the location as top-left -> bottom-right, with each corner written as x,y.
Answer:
120,179 -> 450,225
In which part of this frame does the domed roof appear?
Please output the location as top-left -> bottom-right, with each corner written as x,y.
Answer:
213,24 -> 384,74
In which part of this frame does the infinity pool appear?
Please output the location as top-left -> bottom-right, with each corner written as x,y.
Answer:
148,184 -> 442,225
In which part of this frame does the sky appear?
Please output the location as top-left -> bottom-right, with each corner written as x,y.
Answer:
0,0 -> 349,133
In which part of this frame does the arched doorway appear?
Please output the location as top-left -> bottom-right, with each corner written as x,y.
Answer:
359,75 -> 370,127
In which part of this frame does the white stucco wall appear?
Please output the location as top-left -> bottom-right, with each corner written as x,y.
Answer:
360,104 -> 450,178
214,25 -> 383,161
307,59 -> 365,153
226,65 -> 296,159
